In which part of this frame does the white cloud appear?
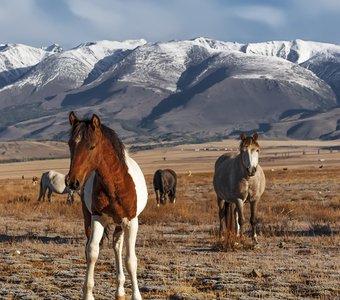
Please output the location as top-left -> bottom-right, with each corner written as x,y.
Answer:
232,5 -> 286,28
0,0 -> 340,48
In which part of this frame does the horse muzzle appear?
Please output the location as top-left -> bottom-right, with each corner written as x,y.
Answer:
65,174 -> 80,191
247,166 -> 257,177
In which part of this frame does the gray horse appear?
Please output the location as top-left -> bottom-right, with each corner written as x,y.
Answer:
213,133 -> 266,244
38,170 -> 75,203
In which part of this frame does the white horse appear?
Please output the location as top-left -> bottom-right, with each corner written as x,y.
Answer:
38,170 -> 75,203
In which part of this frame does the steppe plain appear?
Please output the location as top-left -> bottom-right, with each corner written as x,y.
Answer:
0,139 -> 339,299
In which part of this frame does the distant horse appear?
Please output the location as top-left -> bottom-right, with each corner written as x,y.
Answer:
65,111 -> 148,300
38,170 -> 75,203
32,176 -> 39,186
153,169 -> 177,207
213,133 -> 266,244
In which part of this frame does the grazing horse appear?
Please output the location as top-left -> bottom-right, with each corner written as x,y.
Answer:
38,170 -> 75,203
65,111 -> 148,300
153,169 -> 177,207
213,133 -> 265,244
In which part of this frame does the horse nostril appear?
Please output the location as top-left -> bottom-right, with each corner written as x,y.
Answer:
66,176 -> 80,190
74,179 -> 80,189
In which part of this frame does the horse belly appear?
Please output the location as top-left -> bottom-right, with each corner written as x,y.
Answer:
48,172 -> 67,194
126,156 -> 148,216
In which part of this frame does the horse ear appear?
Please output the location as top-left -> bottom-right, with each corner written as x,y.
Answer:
91,114 -> 101,129
69,111 -> 79,127
252,132 -> 259,141
240,133 -> 247,141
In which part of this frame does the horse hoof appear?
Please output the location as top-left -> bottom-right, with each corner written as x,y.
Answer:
253,244 -> 261,250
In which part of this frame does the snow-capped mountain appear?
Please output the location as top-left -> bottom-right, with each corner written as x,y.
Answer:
0,37 -> 340,142
0,43 -> 54,89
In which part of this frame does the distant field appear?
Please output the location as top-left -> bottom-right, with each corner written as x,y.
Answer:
0,139 -> 339,299
0,139 -> 339,179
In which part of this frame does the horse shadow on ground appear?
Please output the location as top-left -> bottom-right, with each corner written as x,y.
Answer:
0,233 -> 82,244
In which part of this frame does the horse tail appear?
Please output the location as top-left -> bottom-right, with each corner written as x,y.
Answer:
224,202 -> 236,248
160,170 -> 167,205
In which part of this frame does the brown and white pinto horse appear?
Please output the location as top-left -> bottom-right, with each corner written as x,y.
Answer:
65,112 -> 148,300
213,133 -> 266,245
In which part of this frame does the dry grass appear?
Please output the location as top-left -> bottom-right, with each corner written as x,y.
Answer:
0,164 -> 339,299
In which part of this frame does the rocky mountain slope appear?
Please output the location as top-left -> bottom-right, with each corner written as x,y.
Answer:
0,38 -> 339,142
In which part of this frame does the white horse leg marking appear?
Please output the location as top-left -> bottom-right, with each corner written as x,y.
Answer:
235,209 -> 240,237
113,227 -> 126,299
235,198 -> 244,238
83,216 -> 105,300
123,217 -> 142,300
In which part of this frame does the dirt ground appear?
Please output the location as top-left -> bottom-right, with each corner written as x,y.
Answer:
0,140 -> 339,299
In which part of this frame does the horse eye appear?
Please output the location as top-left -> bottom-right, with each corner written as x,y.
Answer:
89,145 -> 96,151
256,149 -> 260,153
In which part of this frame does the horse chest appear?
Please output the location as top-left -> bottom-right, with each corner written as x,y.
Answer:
234,178 -> 257,201
92,186 -> 137,223
235,179 -> 249,200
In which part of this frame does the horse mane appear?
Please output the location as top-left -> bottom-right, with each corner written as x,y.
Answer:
71,119 -> 126,163
101,124 -> 126,162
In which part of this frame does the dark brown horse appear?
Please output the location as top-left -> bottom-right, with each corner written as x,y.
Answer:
65,112 -> 148,300
153,169 -> 177,206
213,133 -> 266,245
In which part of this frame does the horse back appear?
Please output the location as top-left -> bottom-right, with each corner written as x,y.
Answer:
214,153 -> 235,172
162,169 -> 177,188
153,169 -> 176,192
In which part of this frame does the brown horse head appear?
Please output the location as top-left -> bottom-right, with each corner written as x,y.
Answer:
66,111 -> 125,190
239,132 -> 260,177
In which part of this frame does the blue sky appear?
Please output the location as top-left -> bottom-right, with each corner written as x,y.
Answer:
1,0 -> 340,49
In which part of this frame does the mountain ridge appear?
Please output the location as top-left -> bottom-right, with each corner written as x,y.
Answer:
0,37 -> 339,142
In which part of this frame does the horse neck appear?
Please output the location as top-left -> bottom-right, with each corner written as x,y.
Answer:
236,153 -> 248,179
96,139 -> 129,196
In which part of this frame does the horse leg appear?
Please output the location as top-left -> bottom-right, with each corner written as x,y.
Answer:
172,187 -> 176,204
250,200 -> 258,244
37,181 -> 44,202
47,188 -> 52,202
160,191 -> 166,205
123,217 -> 142,300
83,215 -> 105,300
217,197 -> 225,237
234,207 -> 240,238
113,225 -> 126,300
155,189 -> 160,207
235,198 -> 245,240
169,188 -> 176,205
67,191 -> 74,204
